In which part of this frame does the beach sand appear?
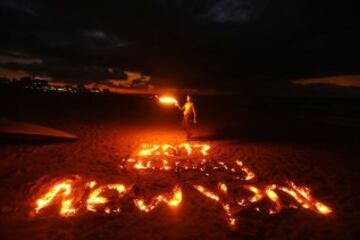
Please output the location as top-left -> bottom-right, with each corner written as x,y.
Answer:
0,93 -> 359,239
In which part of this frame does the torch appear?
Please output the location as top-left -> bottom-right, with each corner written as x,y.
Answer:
155,95 -> 180,108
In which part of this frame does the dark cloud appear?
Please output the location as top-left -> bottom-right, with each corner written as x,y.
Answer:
202,0 -> 258,23
0,0 -> 359,95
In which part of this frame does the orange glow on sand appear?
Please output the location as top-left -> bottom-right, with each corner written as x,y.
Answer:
31,142 -> 333,228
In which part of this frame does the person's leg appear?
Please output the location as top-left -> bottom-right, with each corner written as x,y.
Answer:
183,115 -> 191,139
182,115 -> 188,132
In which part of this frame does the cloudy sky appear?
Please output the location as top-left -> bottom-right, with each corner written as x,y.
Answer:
0,0 -> 359,95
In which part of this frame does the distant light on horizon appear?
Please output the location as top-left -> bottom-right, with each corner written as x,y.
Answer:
292,75 -> 360,88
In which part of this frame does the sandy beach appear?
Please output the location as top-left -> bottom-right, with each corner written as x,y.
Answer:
0,93 -> 359,239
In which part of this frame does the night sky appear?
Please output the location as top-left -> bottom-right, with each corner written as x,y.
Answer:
0,0 -> 359,95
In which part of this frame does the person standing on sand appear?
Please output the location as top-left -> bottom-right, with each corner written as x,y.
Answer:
177,95 -> 197,139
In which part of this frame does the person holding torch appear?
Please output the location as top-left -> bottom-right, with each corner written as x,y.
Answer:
156,95 -> 197,139
177,95 -> 197,139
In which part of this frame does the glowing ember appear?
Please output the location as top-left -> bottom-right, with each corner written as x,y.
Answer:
218,182 -> 228,194
162,144 -> 177,156
32,177 -> 333,225
315,202 -> 332,215
133,185 -> 182,212
195,144 -> 211,156
193,185 -> 220,202
86,181 -> 97,188
222,203 -> 237,227
245,185 -> 264,203
87,184 -> 131,213
126,143 -> 214,171
34,179 -> 76,216
265,186 -> 282,214
136,143 -> 210,157
236,160 -> 256,180
133,160 -> 147,169
31,143 -> 333,228
193,184 -> 237,227
179,143 -> 192,155
266,182 -> 332,215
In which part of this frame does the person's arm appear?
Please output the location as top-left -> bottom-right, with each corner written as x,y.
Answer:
176,103 -> 183,111
192,104 -> 197,123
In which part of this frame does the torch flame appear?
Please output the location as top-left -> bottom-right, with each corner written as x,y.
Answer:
158,96 -> 178,105
315,202 -> 332,215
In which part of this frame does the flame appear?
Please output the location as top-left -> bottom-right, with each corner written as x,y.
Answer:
167,186 -> 183,206
133,185 -> 182,212
266,182 -> 332,215
32,143 -> 333,228
34,179 -> 76,216
288,182 -> 332,215
244,185 -> 264,203
137,144 -> 160,156
129,143 -> 211,171
136,143 -> 210,158
218,182 -> 228,194
236,160 -> 256,180
193,185 -> 220,202
222,203 -> 237,227
315,202 -> 332,215
86,181 -> 97,188
158,96 -> 178,105
162,144 -> 177,156
193,181 -> 332,227
32,177 -> 333,226
193,184 -> 237,227
194,144 -> 211,156
265,186 -> 282,214
179,143 -> 192,155
134,160 -> 147,169
87,184 -> 131,213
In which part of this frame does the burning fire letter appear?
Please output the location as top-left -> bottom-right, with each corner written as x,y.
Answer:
133,185 -> 182,212
218,182 -> 228,194
193,185 -> 236,227
244,185 -> 264,203
137,144 -> 160,157
194,144 -> 211,156
87,184 -> 131,213
268,182 -> 332,215
162,144 -> 177,156
236,160 -> 256,180
34,179 -> 76,216
179,143 -> 192,155
265,185 -> 282,214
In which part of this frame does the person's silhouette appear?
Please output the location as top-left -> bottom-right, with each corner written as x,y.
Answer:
177,95 -> 197,139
